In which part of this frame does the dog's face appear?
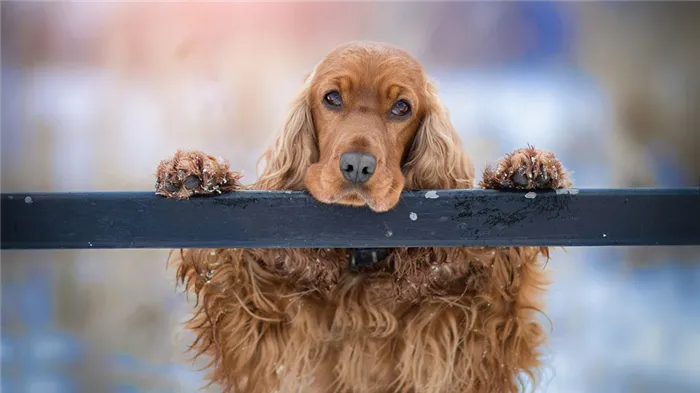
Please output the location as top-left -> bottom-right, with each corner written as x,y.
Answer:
303,44 -> 427,212
257,42 -> 474,212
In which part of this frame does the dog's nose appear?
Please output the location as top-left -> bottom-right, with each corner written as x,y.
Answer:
339,151 -> 377,184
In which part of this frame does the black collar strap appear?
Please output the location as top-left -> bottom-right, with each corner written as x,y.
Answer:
350,248 -> 391,271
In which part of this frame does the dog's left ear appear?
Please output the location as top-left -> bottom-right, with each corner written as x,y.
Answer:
403,79 -> 474,190
256,72 -> 319,190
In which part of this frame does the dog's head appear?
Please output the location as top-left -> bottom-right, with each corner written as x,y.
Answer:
257,42 -> 474,212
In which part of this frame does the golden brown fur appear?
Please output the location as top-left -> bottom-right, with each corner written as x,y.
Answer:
156,41 -> 572,393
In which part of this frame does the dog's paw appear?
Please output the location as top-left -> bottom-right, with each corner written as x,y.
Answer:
155,150 -> 242,199
480,145 -> 571,190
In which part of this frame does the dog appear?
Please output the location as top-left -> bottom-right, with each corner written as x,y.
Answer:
155,41 -> 572,393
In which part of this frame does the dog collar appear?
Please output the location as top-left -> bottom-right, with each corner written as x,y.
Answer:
350,248 -> 390,270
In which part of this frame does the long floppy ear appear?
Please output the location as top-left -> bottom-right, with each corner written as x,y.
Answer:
255,73 -> 318,190
403,79 -> 475,190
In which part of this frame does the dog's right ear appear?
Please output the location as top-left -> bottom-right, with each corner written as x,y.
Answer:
256,70 -> 319,190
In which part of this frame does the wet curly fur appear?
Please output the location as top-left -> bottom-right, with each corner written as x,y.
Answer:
157,42 -> 572,393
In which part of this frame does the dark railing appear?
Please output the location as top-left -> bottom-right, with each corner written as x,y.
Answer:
2,188 -> 699,250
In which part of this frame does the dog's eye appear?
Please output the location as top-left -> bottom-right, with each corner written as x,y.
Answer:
390,100 -> 411,118
323,91 -> 343,109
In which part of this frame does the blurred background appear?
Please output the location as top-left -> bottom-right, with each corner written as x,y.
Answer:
1,1 -> 699,392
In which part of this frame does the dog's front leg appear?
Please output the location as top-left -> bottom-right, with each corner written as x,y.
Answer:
479,145 -> 572,190
472,145 -> 572,393
155,149 -> 242,199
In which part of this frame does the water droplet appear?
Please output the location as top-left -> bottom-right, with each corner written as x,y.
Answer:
24,196 -> 33,204
409,212 -> 418,221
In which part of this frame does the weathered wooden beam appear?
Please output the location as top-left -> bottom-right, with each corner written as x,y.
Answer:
2,188 -> 699,250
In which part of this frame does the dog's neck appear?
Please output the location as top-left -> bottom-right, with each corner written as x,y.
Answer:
349,248 -> 391,271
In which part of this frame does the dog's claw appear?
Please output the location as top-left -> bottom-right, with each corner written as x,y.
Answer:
511,168 -> 529,187
164,181 -> 180,192
184,175 -> 201,190
534,165 -> 551,187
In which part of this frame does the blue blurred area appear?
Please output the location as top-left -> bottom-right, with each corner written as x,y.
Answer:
1,268 -> 207,392
2,268 -> 82,393
510,1 -> 573,65
0,248 -> 203,389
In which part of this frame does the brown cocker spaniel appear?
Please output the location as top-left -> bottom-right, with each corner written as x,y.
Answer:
155,41 -> 571,393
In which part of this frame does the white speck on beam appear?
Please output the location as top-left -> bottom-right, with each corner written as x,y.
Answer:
409,212 -> 418,221
425,191 -> 439,199
602,234 -> 607,238
556,188 -> 580,195
524,192 -> 536,199
24,196 -> 33,204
